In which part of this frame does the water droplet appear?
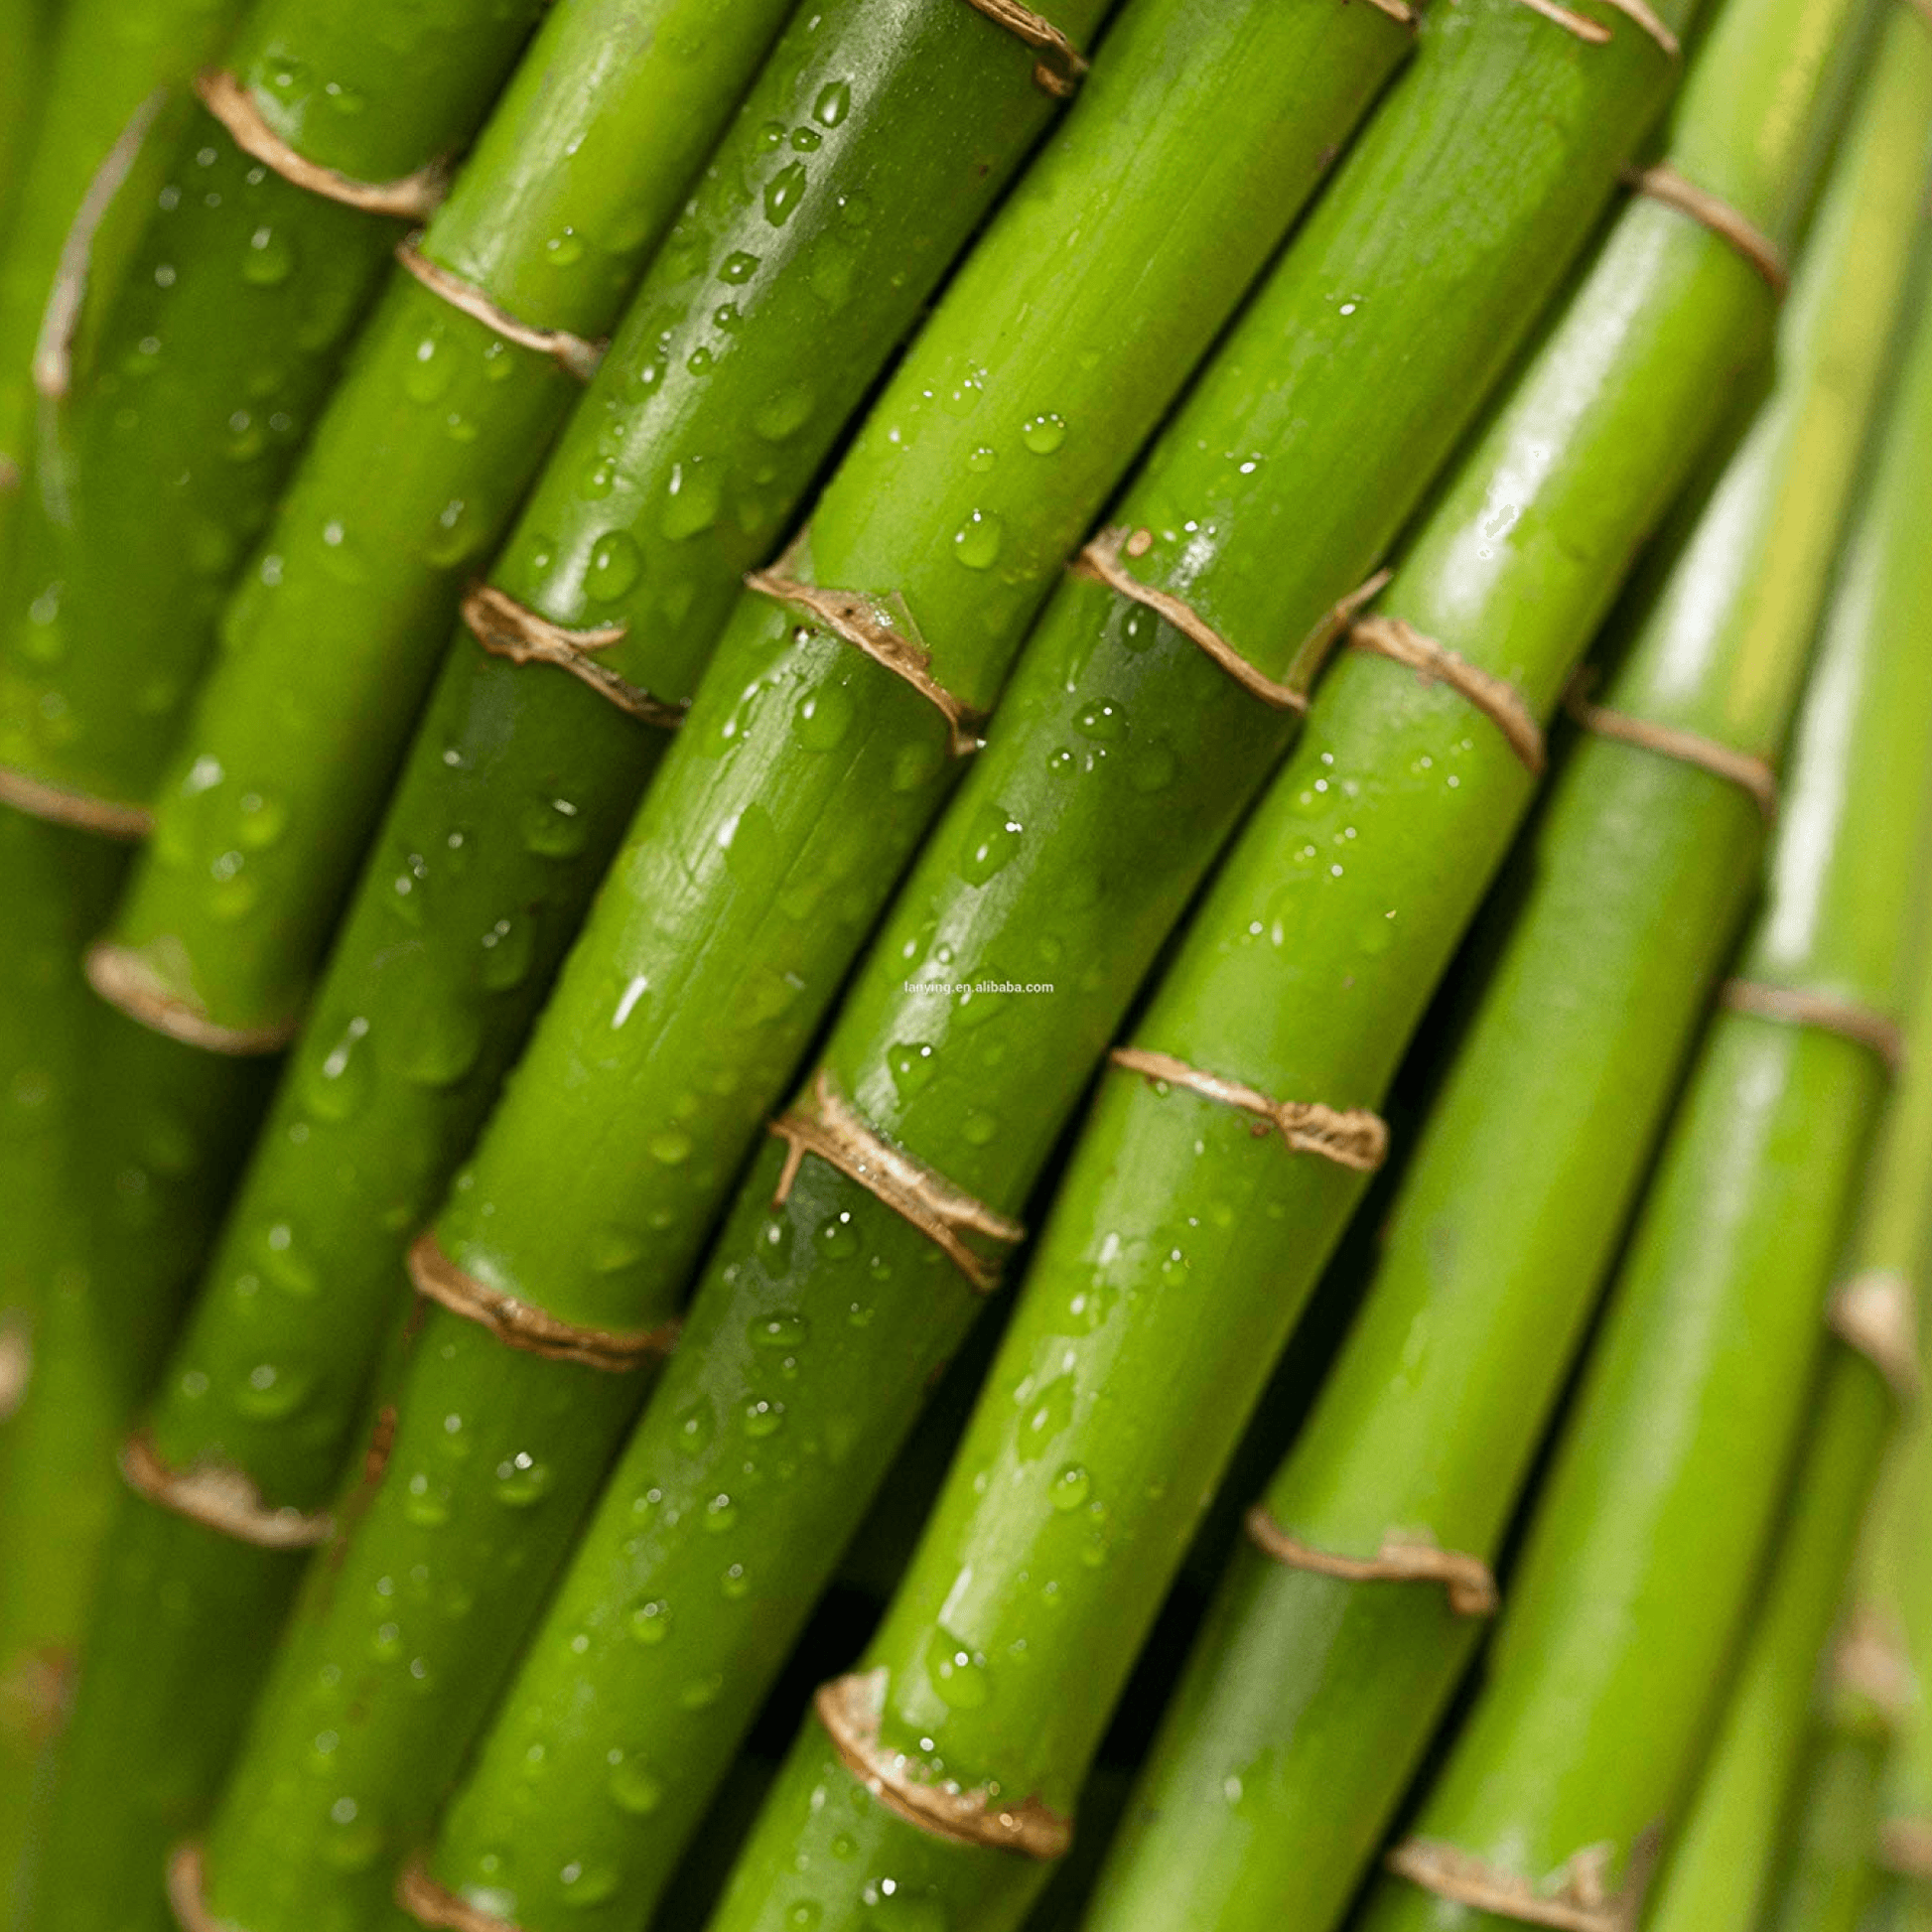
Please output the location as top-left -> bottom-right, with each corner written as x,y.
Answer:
961,1110 -> 998,1147
889,1040 -> 935,1096
241,224 -> 294,286
741,1396 -> 785,1438
892,739 -> 942,794
1074,701 -> 1124,742
816,1214 -> 859,1261
661,461 -> 721,542
958,802 -> 1022,885
952,510 -> 1003,571
1021,413 -> 1066,456
1130,740 -> 1177,795
751,1311 -> 808,1349
674,1397 -> 716,1454
425,497 -> 487,568
1017,1373 -> 1075,1460
544,231 -> 585,268
813,80 -> 851,127
925,1629 -> 990,1710
404,1472 -> 452,1527
679,1673 -> 723,1710
754,382 -> 816,443
764,161 -> 808,225
588,1224 -> 644,1274
585,529 -> 643,601
720,250 -> 759,284
558,1860 -> 619,1906
480,914 -> 537,990
791,682 -> 853,751
494,1452 -> 551,1508
263,1221 -> 320,1299
304,1016 -> 371,1122
1160,1247 -> 1189,1288
788,1904 -> 823,1930
608,1753 -> 664,1814
406,1002 -> 483,1087
1051,1464 -> 1090,1511
647,1126 -> 692,1167
234,1361 -> 313,1422
521,798 -> 588,860
234,790 -> 286,849
628,1598 -> 671,1645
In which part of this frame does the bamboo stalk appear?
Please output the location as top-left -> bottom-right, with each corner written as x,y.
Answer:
686,3 -> 1882,1928
23,2 -> 1131,1913
1764,1707 -> 1901,1932
1345,133 -> 1932,1932
178,7 -> 1418,1929
1077,22 -> 1932,1931
0,0 -> 253,526
401,5 -> 1719,1927
0,0 -> 549,826
93,0 -> 800,1044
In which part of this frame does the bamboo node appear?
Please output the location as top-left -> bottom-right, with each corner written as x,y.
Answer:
84,942 -> 298,1055
747,558 -> 986,757
35,89 -> 168,401
120,1430 -> 334,1550
1351,615 -> 1546,773
1073,526 -> 1380,713
1909,0 -> 1932,35
408,1230 -> 680,1372
1510,0 -> 1680,54
1833,1605 -> 1915,1721
397,1857 -> 520,1932
461,584 -> 687,729
1566,674 -> 1779,819
768,1071 -> 1024,1294
397,238 -> 605,380
962,0 -> 1091,95
0,765 -> 153,839
0,1643 -> 74,1749
1110,1046 -> 1388,1173
1386,1838 -> 1633,1932
1625,164 -> 1788,292
1720,979 -> 1905,1075
1880,1816 -> 1932,1880
1244,1505 -> 1498,1616
1829,1270 -> 1921,1402
0,1313 -> 29,1422
167,1842 -> 241,1932
196,70 -> 449,219
816,1669 -> 1073,1859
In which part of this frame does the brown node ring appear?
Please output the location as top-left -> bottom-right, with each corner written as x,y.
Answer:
1386,1838 -> 1630,1932
1720,978 -> 1905,1076
196,70 -> 449,219
816,1669 -> 1072,1860
769,1070 -> 1024,1295
962,0 -> 1092,95
397,1858 -> 520,1932
1881,1816 -> 1932,1880
85,942 -> 299,1054
408,1229 -> 680,1372
1111,1046 -> 1388,1173
1829,1269 -> 1921,1402
747,561 -> 986,757
0,765 -> 153,839
0,1313 -> 31,1423
1073,525 -> 1382,713
1626,163 -> 1788,292
1510,0 -> 1680,54
1351,615 -> 1546,773
167,1843 -> 241,1932
0,1644 -> 75,1751
397,238 -> 605,381
461,584 -> 687,729
1245,1504 -> 1498,1616
1566,675 -> 1779,820
121,1430 -> 333,1550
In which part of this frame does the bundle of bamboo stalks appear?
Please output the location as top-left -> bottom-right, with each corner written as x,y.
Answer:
2,2 -> 1930,1929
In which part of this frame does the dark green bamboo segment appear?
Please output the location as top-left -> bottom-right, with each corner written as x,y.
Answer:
695,16 -> 1885,1932
412,7 -> 1712,1925
0,0 -> 251,505
99,0 -> 798,1042
1078,27 -> 1932,1931
0,0 -> 548,821
1771,1714 -> 1902,1932
29,4 -> 1125,1907
1353,191 -> 1932,1932
0,0 -> 51,356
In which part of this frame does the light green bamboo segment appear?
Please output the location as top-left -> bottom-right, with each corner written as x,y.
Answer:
1355,140 -> 1932,1932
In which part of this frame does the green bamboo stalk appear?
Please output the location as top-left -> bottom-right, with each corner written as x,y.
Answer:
91,0 -> 800,1047
181,9 -> 1415,1930
1077,25 -> 1932,1931
689,5 -> 1879,1929
25,6 -> 1130,1916
1647,661 -> 1932,1932
1766,1708 -> 1902,1932
0,0 -> 548,830
406,5 -> 1716,1926
1342,150 -> 1932,1932
0,0 -> 253,537
0,0 -> 52,319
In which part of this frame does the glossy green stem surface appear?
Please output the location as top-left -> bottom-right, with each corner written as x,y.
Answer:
1353,140 -> 1932,1932
0,0 -> 546,816
103,0 -> 797,1038
696,9 -> 1874,1931
1079,22 -> 1932,1931
0,0 -> 250,498
34,2 -> 1124,1915
415,6 -> 1706,1926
